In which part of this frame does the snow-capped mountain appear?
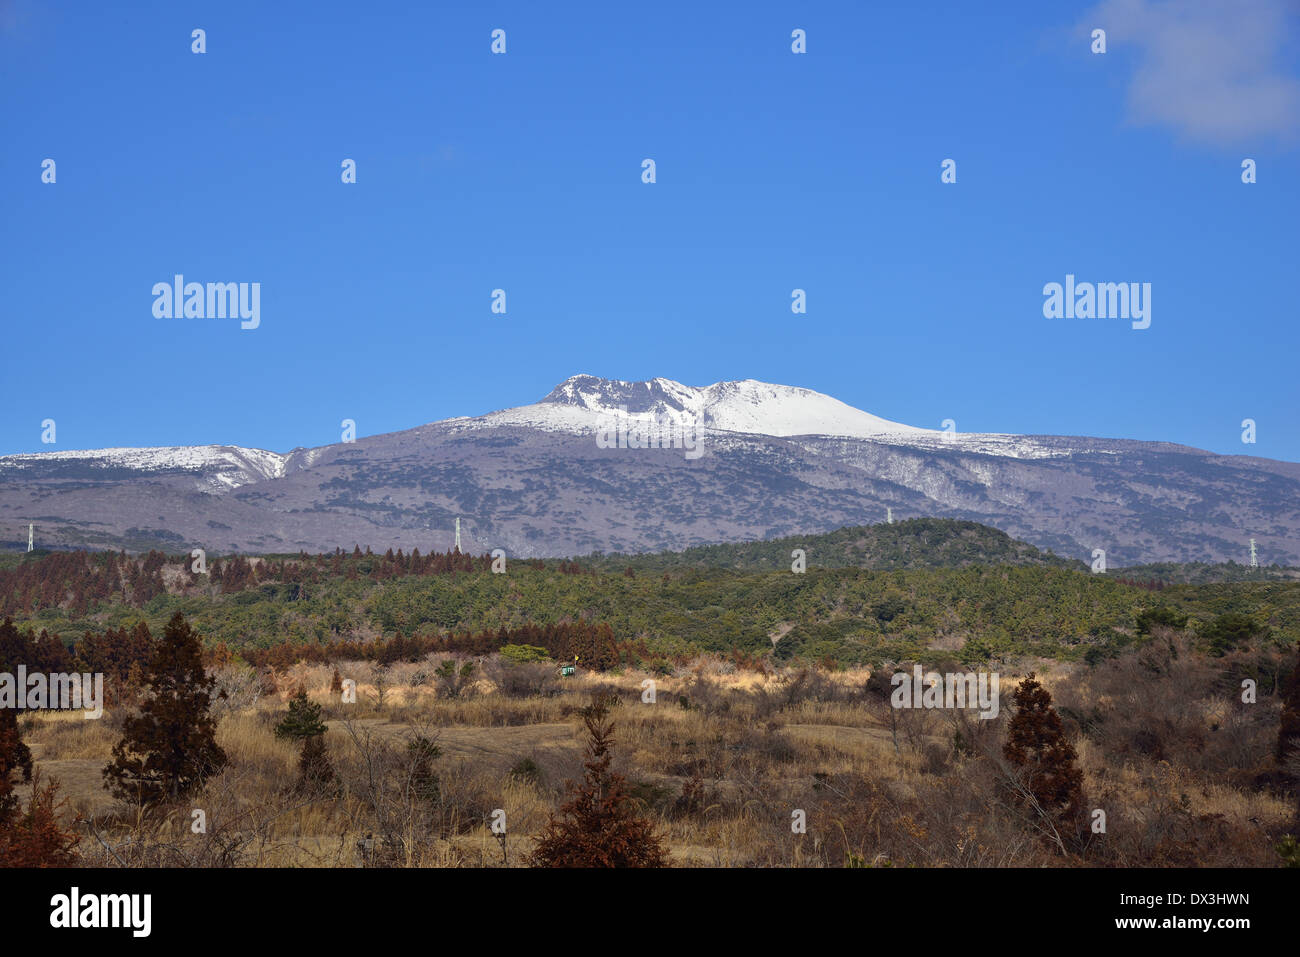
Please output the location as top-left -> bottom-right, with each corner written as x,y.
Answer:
0,445 -> 291,492
443,374 -> 928,440
1,375 -> 1297,565
0,375 -> 1097,490
465,375 -> 1092,460
526,375 -> 929,438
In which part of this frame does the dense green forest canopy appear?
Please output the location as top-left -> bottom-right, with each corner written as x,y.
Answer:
2,519 -> 1296,668
578,518 -> 1086,572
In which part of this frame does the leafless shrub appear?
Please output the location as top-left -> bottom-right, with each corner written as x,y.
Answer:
210,665 -> 263,715
485,659 -> 556,698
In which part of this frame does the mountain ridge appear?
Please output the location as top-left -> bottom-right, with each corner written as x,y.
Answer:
2,375 -> 1297,565
2,373 -> 1271,473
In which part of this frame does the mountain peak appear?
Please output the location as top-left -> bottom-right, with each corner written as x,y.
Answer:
540,374 -> 696,414
537,374 -> 928,438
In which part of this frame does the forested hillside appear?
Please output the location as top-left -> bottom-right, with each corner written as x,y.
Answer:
2,520 -> 1297,669
581,518 -> 1084,572
1109,561 -> 1300,584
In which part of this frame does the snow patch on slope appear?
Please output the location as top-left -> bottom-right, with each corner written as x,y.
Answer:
0,445 -> 290,489
700,379 -> 928,438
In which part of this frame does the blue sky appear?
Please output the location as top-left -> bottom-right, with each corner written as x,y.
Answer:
3,0 -> 1298,460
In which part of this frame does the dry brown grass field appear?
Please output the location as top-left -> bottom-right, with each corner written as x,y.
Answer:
13,640 -> 1297,868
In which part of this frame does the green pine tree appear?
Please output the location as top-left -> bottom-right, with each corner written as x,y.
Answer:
275,689 -> 335,791
103,613 -> 227,805
275,689 -> 328,741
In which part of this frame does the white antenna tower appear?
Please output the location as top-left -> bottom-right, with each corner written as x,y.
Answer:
886,507 -> 893,525
455,517 -> 461,553
1249,538 -> 1258,568
27,523 -> 34,553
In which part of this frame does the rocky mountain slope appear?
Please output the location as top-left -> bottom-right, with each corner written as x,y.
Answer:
2,375 -> 1296,566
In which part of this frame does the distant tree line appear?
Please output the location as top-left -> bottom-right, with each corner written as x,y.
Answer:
0,546 -> 598,617
238,621 -> 620,671
0,615 -> 622,680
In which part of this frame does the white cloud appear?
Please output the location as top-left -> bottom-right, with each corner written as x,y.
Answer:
1085,0 -> 1300,144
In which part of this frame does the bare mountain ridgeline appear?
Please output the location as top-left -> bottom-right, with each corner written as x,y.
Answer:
1,377 -> 1297,566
